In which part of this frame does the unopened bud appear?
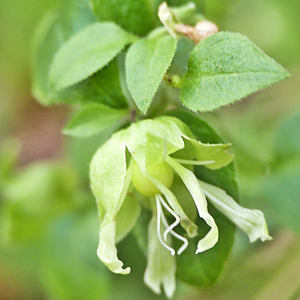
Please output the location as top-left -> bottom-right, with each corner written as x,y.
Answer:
193,20 -> 219,43
175,20 -> 218,44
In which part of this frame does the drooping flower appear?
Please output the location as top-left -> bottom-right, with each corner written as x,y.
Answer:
90,116 -> 271,298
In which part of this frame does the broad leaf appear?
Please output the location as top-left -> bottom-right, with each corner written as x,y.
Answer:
63,104 -> 129,137
50,22 -> 137,91
31,0 -> 97,105
181,32 -> 290,112
90,0 -> 157,36
167,109 -> 237,287
126,35 -> 177,114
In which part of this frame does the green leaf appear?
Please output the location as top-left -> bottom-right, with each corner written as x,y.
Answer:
50,22 -> 137,92
63,104 -> 129,138
126,35 -> 177,114
181,32 -> 290,112
167,109 -> 237,287
90,0 -> 157,36
54,58 -> 128,108
31,0 -> 97,105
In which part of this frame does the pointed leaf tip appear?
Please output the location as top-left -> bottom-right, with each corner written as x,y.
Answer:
181,32 -> 290,112
50,22 -> 136,91
126,35 -> 177,114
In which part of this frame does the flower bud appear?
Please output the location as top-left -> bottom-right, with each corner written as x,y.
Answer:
193,20 -> 219,43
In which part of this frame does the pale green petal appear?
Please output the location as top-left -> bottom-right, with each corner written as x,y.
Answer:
144,213 -> 164,294
199,180 -> 272,242
166,156 -> 219,253
158,2 -> 177,38
90,140 -> 134,274
183,137 -> 233,170
162,244 -> 176,299
144,208 -> 176,298
97,220 -> 130,274
157,116 -> 233,169
90,138 -> 127,214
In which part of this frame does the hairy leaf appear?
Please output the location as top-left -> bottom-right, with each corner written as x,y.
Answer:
50,22 -> 137,91
126,35 -> 177,114
181,32 -> 290,112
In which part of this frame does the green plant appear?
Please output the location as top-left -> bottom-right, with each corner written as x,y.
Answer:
30,0 -> 290,298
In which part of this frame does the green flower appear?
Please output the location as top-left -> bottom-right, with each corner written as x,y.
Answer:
90,116 -> 271,298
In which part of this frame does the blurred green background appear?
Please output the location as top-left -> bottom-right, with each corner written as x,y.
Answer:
0,0 -> 300,299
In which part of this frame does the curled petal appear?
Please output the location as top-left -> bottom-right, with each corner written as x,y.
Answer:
199,180 -> 272,242
97,220 -> 130,275
166,156 -> 219,253
184,137 -> 233,170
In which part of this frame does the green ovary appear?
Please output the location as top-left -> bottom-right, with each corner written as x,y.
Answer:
132,161 -> 174,197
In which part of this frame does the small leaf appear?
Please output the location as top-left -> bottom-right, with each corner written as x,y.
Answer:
181,32 -> 290,112
50,22 -> 137,91
126,35 -> 177,114
63,104 -> 129,137
90,0 -> 157,36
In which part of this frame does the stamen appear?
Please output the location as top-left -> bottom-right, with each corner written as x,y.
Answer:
156,195 -> 176,256
157,194 -> 180,241
174,158 -> 215,165
157,195 -> 189,255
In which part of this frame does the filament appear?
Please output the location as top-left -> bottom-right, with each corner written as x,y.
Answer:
157,195 -> 189,255
156,195 -> 176,256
